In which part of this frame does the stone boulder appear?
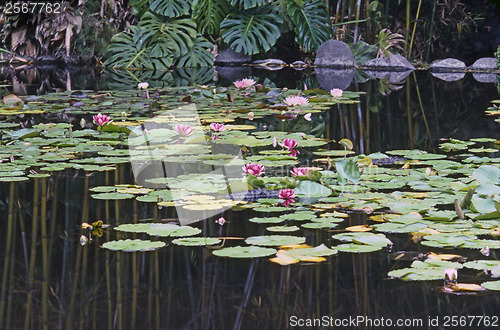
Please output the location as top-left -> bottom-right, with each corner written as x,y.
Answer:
363,54 -> 415,71
429,58 -> 466,72
472,73 -> 497,83
468,57 -> 497,71
430,72 -> 466,82
314,68 -> 355,90
363,70 -> 412,84
215,48 -> 251,64
314,40 -> 355,68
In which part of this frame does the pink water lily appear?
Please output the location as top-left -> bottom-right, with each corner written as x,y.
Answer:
291,167 -> 308,177
175,124 -> 194,137
234,78 -> 256,89
210,122 -> 226,132
281,138 -> 299,156
444,268 -> 458,282
215,217 -> 226,226
93,113 -> 111,127
242,163 -> 264,176
248,112 -> 255,120
330,88 -> 343,98
284,96 -> 309,106
279,188 -> 296,206
281,138 -> 298,149
93,113 -> 111,133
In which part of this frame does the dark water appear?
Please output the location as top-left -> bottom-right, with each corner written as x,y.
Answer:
0,65 -> 499,329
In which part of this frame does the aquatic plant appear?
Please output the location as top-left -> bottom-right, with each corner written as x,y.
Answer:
330,88 -> 343,98
279,188 -> 295,206
444,268 -> 458,283
93,113 -> 111,133
290,167 -> 308,177
175,124 -> 194,137
215,217 -> 226,226
233,78 -> 256,89
284,96 -> 309,106
243,163 -> 264,177
210,123 -> 226,132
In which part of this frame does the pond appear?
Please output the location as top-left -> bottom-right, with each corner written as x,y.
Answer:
0,66 -> 499,329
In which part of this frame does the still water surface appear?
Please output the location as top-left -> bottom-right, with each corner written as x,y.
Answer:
0,65 -> 499,329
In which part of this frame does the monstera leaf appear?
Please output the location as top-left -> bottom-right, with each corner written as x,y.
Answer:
221,4 -> 282,55
103,26 -> 172,69
171,67 -> 215,86
230,0 -> 268,9
175,35 -> 215,67
139,12 -> 197,57
129,0 -> 149,19
150,0 -> 191,17
192,0 -> 230,35
287,0 -> 331,52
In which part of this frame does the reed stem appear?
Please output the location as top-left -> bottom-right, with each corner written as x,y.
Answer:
0,182 -> 15,327
24,178 -> 39,330
41,177 -> 49,330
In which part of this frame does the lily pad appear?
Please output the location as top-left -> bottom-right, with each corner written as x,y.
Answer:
481,280 -> 500,291
212,246 -> 276,258
172,237 -> 221,246
245,235 -> 306,246
102,239 -> 165,252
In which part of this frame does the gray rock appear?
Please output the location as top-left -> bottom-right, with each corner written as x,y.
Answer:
364,54 -> 414,71
363,69 -> 412,83
430,71 -> 466,82
315,67 -> 355,90
252,59 -> 286,70
314,40 -> 354,68
429,58 -> 466,72
291,61 -> 307,70
252,59 -> 286,66
472,73 -> 497,83
215,48 -> 251,64
469,57 -> 497,71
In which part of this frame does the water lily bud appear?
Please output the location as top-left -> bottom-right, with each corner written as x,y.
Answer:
80,118 -> 86,128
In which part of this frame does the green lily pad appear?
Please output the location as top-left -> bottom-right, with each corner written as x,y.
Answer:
212,246 -> 276,258
115,223 -> 152,233
102,239 -> 165,252
335,243 -> 383,253
245,235 -> 306,246
481,281 -> 500,291
388,267 -> 446,281
266,225 -> 300,232
294,180 -> 332,197
146,224 -> 201,237
172,237 -> 221,246
91,192 -> 135,200
249,217 -> 284,224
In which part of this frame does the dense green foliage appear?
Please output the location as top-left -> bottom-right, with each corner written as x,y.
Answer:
104,0 -> 332,69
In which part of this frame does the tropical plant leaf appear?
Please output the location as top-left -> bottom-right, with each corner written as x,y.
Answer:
351,40 -> 377,65
130,0 -> 150,19
231,0 -> 268,9
139,12 -> 197,57
175,35 -> 214,67
192,0 -> 230,35
150,0 -> 191,17
286,0 -> 331,52
103,26 -> 172,70
221,4 -> 283,55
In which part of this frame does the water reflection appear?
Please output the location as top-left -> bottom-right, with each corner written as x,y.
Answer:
1,172 -> 499,329
0,66 -> 499,329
